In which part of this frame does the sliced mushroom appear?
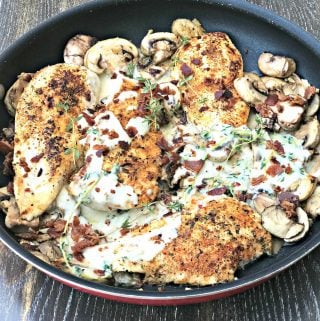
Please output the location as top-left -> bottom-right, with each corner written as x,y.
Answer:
38,241 -> 62,261
261,76 -> 287,91
305,93 -> 320,120
261,206 -> 299,238
64,34 -> 97,66
258,53 -> 296,78
253,193 -> 276,214
271,238 -> 284,255
139,65 -> 168,80
4,72 -> 33,116
294,118 -> 320,149
282,74 -> 311,97
234,73 -> 267,105
304,186 -> 320,218
171,18 -> 205,39
140,31 -> 179,65
289,176 -> 317,201
273,101 -> 304,131
284,207 -> 310,242
84,38 -> 138,74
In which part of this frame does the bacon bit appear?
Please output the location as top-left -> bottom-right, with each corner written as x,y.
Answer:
204,77 -> 214,86
305,86 -> 316,100
232,182 -> 241,187
110,189 -> 116,194
86,155 -> 92,163
108,130 -> 119,139
266,140 -> 285,155
47,219 -> 67,239
94,269 -> 105,276
191,58 -> 201,65
24,188 -> 31,192
280,200 -> 297,219
156,137 -> 171,151
251,175 -> 267,186
126,126 -> 138,137
199,106 -> 209,112
255,103 -> 274,118
290,95 -> 306,106
172,136 -> 183,144
150,234 -> 163,244
71,216 -> 99,261
101,114 -> 110,120
207,187 -> 227,196
216,165 -> 223,171
285,164 -> 292,174
120,228 -> 130,236
95,187 -> 101,192
183,160 -> 204,173
30,153 -> 44,163
111,73 -> 118,79
119,141 -> 129,150
180,63 -> 193,77
82,112 -> 95,126
19,158 -> 31,173
266,163 -> 284,177
278,192 -> 299,218
265,94 -> 278,106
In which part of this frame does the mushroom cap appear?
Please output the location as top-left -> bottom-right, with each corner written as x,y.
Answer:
234,73 -> 267,105
4,72 -> 33,116
261,76 -> 287,91
294,117 -> 320,149
171,18 -> 205,38
273,102 -> 304,131
253,193 -> 276,214
63,34 -> 97,66
284,207 -> 310,242
84,38 -> 138,75
305,93 -> 320,120
140,32 -> 179,64
258,52 -> 296,78
289,176 -> 317,201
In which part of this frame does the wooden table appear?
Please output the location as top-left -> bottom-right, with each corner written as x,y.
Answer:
1,1 -> 320,320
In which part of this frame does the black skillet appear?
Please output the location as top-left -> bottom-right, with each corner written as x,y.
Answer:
0,0 -> 320,305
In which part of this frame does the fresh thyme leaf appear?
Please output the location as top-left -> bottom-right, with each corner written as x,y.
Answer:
73,148 -> 80,160
180,36 -> 190,46
64,148 -> 72,155
126,62 -> 136,78
56,102 -> 70,113
167,201 -> 183,212
170,55 -> 181,67
137,77 -> 157,93
200,130 -> 211,141
185,185 -> 193,194
197,96 -> 209,105
66,118 -> 74,133
121,218 -> 131,229
178,75 -> 193,87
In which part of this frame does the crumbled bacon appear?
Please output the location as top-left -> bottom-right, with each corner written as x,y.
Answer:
183,160 -> 204,173
180,63 -> 193,77
305,86 -> 316,100
266,163 -> 284,177
46,219 -> 66,239
30,153 -> 44,163
207,187 -> 227,196
255,103 -> 274,118
265,94 -> 278,106
156,137 -> 171,151
251,175 -> 267,186
266,140 -> 285,155
71,216 -> 99,261
126,126 -> 138,137
82,112 -> 95,126
108,130 -> 119,139
191,58 -> 201,65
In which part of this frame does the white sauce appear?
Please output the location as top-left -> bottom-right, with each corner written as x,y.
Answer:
126,117 -> 150,136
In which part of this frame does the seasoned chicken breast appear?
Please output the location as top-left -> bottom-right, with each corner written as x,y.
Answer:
174,32 -> 249,128
13,64 -> 100,220
68,75 -> 164,210
142,197 -> 272,285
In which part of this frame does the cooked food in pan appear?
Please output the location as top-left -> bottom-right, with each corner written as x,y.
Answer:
0,18 -> 319,287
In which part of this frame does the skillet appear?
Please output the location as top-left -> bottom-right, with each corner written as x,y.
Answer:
0,0 -> 320,305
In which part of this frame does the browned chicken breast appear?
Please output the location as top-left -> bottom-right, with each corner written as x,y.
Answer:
174,32 -> 249,127
13,64 -> 100,221
143,197 -> 272,285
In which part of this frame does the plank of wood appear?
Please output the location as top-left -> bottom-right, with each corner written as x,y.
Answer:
1,1 -> 320,321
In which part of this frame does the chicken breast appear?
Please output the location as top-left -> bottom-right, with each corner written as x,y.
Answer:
68,75 -> 164,210
174,32 -> 249,128
79,196 -> 271,285
142,196 -> 272,285
13,64 -> 100,221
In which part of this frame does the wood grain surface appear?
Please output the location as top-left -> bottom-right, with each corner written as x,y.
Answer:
1,0 -> 320,320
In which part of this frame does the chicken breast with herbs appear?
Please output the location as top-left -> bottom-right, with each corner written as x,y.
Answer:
142,196 -> 272,285
174,32 -> 249,128
13,64 -> 100,221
